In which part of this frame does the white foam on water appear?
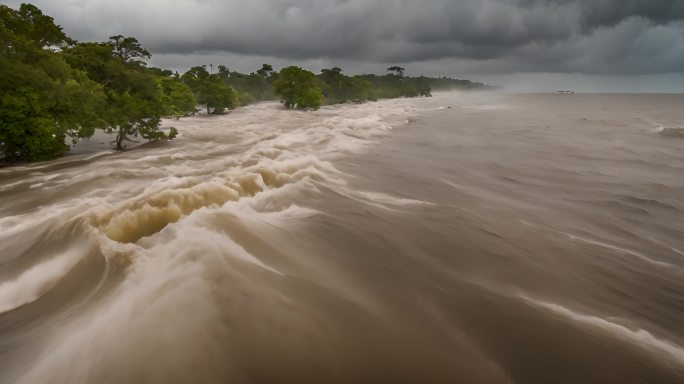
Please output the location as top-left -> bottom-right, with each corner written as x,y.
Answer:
73,99 -> 420,245
0,202 -> 90,240
14,222 -> 301,384
82,150 -> 116,161
4,97 -> 433,383
561,232 -> 672,268
149,220 -> 284,275
521,295 -> 684,366
0,246 -> 87,314
224,202 -> 321,225
354,191 -> 434,207
0,179 -> 27,192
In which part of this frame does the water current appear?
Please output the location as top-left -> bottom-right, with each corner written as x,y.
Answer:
1,92 -> 683,383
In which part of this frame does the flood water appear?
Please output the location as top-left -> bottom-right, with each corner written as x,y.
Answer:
1,92 -> 683,383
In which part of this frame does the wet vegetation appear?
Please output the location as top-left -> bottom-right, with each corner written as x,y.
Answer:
1,3 -> 490,162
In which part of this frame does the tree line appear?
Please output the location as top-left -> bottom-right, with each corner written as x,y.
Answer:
1,3 -> 490,162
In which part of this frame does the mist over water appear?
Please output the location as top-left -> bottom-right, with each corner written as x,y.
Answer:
1,92 -> 683,383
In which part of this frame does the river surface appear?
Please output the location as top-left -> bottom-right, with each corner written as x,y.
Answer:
0,92 -> 683,383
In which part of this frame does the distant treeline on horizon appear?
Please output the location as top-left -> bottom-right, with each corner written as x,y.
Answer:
1,3 -> 493,162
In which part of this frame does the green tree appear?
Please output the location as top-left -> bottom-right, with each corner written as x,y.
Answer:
220,64 -> 278,104
318,67 -> 345,103
317,67 -> 376,104
181,65 -> 239,114
2,3 -> 74,48
108,35 -> 150,67
148,66 -> 174,77
204,75 -> 239,113
217,65 -> 230,81
387,66 -> 405,77
297,87 -> 324,110
1,3 -> 106,161
273,66 -> 323,110
256,64 -> 274,78
64,36 -> 175,150
348,76 -> 377,101
156,76 -> 197,117
415,76 -> 432,97
357,68 -> 432,99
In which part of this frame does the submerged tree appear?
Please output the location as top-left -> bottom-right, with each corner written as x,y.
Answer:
318,67 -> 376,104
64,36 -> 175,150
415,76 -> 432,97
156,75 -> 197,117
181,65 -> 239,114
273,66 -> 323,110
222,64 -> 278,104
1,3 -> 483,161
0,3 -> 106,161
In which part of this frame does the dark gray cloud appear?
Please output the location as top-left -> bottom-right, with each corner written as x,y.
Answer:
6,0 -> 684,76
561,0 -> 684,29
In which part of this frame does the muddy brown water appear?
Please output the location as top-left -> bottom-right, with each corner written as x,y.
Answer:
0,93 -> 683,383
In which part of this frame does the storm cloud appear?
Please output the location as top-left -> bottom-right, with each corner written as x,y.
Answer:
6,0 -> 684,77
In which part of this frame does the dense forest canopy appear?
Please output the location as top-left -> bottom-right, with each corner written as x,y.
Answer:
0,3 -> 492,162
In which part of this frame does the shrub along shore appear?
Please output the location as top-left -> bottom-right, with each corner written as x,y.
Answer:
1,3 -> 492,163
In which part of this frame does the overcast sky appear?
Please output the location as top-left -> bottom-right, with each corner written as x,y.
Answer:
7,0 -> 684,92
